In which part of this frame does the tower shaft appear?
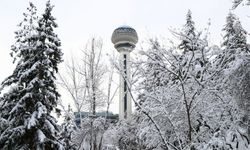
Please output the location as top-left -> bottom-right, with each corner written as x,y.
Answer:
119,51 -> 132,119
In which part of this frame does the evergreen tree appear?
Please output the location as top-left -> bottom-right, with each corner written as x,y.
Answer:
175,10 -> 209,144
206,12 -> 250,149
219,12 -> 249,68
138,38 -> 166,106
143,39 -> 165,91
233,0 -> 250,8
179,10 -> 197,53
0,1 -> 65,149
232,20 -> 248,52
222,12 -> 237,50
60,105 -> 77,150
177,10 -> 208,83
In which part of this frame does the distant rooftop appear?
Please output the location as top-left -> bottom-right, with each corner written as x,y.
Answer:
74,111 -> 119,125
74,111 -> 118,118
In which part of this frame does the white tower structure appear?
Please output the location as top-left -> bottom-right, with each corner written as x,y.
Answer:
111,25 -> 138,119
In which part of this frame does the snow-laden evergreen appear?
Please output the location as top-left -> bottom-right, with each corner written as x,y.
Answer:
60,105 -> 77,150
0,1 -> 66,149
207,12 -> 250,149
233,0 -> 250,8
138,38 -> 167,107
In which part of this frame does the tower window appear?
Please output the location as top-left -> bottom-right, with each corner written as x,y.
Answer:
123,54 -> 127,117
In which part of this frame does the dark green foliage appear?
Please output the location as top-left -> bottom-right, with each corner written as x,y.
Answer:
0,1 -> 65,149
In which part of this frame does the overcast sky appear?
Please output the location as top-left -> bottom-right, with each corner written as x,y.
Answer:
0,0 -> 249,113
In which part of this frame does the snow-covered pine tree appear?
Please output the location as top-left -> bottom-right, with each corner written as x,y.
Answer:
171,9 -> 209,145
230,18 -> 250,109
137,38 -> 167,107
225,17 -> 250,145
134,39 -> 174,149
222,12 -> 237,49
0,1 -> 65,149
218,12 -> 245,69
143,39 -> 166,91
231,19 -> 248,53
179,10 -> 196,53
60,105 -> 77,150
205,12 -> 250,150
0,2 -> 40,149
178,9 -> 208,81
233,0 -> 250,8
210,13 -> 239,120
216,12 -> 249,88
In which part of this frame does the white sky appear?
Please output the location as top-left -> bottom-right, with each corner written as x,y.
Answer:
0,0 -> 249,114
